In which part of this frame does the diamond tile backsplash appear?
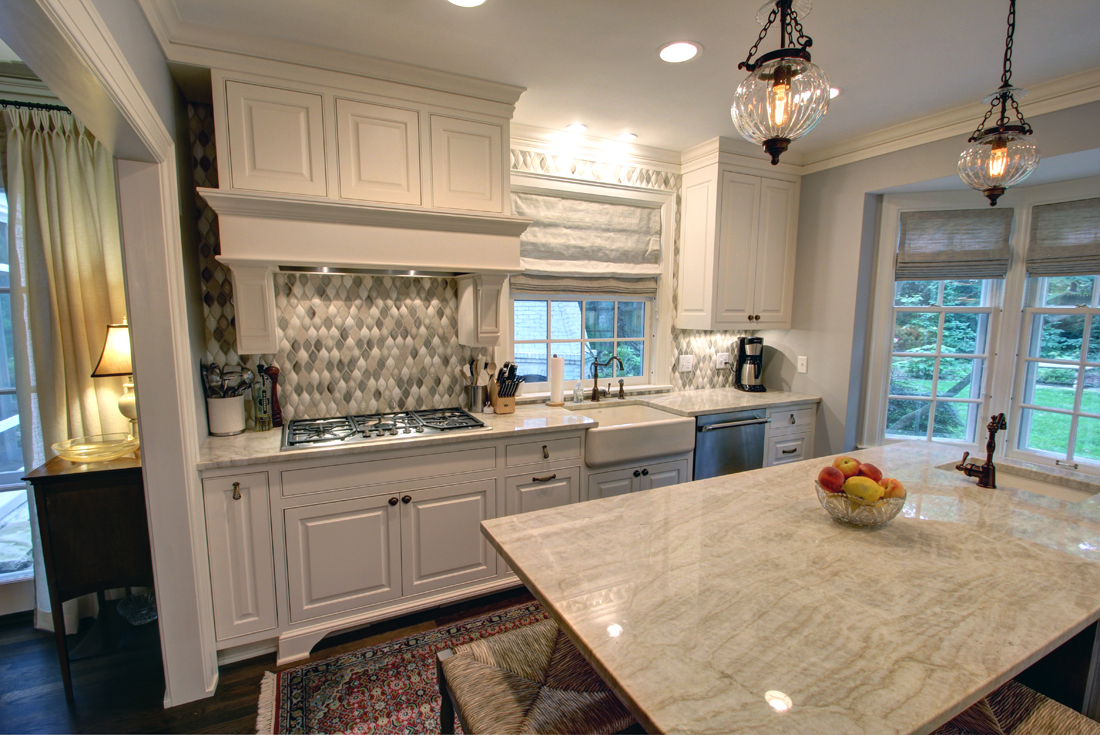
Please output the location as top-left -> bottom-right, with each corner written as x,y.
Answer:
189,103 -> 486,422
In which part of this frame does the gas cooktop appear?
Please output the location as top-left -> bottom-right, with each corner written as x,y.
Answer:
281,407 -> 488,450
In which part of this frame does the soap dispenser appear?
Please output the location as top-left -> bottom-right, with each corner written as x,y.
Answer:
572,381 -> 584,403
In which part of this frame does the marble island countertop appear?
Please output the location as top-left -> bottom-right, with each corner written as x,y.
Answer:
196,388 -> 821,470
481,441 -> 1100,735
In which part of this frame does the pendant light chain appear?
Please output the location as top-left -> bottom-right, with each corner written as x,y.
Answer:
738,1 -> 813,72
969,0 -> 1031,142
740,6 -> 780,71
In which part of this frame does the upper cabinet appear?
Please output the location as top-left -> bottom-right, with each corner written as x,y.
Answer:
213,73 -> 511,216
225,82 -> 327,197
675,155 -> 799,331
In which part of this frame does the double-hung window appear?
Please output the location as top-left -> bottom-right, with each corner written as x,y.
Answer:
887,279 -> 995,442
513,296 -> 651,392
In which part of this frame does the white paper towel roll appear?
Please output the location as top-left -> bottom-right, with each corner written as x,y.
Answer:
549,354 -> 565,404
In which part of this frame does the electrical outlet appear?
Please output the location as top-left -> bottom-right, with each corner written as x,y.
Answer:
678,354 -> 694,372
797,356 -> 809,374
716,352 -> 730,369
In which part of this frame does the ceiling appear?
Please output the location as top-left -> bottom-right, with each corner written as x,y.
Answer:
166,0 -> 1100,158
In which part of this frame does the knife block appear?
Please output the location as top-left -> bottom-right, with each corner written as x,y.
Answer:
489,382 -> 515,414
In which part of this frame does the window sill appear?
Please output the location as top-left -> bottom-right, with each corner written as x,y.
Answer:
515,384 -> 674,405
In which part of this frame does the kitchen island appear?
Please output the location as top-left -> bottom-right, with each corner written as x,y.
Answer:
481,441 -> 1100,735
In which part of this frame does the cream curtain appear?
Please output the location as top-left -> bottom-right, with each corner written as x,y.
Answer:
5,108 -> 128,632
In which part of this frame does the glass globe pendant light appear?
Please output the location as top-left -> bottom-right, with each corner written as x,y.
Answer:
958,0 -> 1039,206
731,0 -> 830,165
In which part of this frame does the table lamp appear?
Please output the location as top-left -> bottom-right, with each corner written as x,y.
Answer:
91,322 -> 137,437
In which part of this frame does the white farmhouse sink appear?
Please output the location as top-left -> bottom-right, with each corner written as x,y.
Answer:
569,403 -> 696,468
935,461 -> 1100,503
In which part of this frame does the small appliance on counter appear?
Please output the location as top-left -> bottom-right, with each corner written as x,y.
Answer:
734,336 -> 766,392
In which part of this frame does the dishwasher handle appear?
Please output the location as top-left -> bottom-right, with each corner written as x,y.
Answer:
698,418 -> 771,432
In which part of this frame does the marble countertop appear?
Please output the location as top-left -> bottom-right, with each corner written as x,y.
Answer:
196,405 -> 596,470
197,388 -> 821,470
482,441 -> 1100,735
637,387 -> 820,417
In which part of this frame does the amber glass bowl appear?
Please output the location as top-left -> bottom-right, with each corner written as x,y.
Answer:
52,433 -> 139,463
815,482 -> 906,527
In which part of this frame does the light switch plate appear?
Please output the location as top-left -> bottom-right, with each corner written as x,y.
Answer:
797,356 -> 808,373
716,352 -> 730,369
678,354 -> 694,372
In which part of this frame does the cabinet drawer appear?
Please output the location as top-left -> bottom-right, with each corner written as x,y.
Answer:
504,467 -> 581,515
768,406 -> 815,435
281,446 -> 496,497
766,433 -> 809,466
505,436 -> 582,468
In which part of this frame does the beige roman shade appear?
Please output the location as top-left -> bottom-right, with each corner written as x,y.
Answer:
510,191 -> 661,297
1026,197 -> 1100,276
896,208 -> 1013,280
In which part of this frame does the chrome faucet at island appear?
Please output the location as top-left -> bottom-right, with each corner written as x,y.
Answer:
956,413 -> 1008,488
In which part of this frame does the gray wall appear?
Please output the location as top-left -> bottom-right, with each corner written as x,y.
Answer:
759,100 -> 1100,458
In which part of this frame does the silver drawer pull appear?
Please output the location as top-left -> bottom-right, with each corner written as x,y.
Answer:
781,448 -> 798,454
532,474 -> 557,483
699,418 -> 771,432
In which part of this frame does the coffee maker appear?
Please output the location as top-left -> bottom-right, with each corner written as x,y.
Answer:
734,337 -> 766,392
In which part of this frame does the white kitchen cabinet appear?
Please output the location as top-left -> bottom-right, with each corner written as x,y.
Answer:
430,115 -> 503,213
763,403 -> 818,467
336,98 -> 421,205
401,478 -> 497,596
588,456 -> 692,499
676,163 -> 799,330
284,494 -> 402,623
224,81 -> 327,197
202,473 -> 278,640
504,467 -> 581,514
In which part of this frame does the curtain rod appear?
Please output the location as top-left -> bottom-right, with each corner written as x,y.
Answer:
0,99 -> 71,113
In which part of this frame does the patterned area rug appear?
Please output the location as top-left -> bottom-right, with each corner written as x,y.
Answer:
257,601 -> 547,734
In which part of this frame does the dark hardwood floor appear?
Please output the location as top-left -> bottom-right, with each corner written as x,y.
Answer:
0,587 -> 533,734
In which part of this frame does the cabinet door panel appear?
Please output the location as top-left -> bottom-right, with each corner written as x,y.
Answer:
753,178 -> 798,329
505,467 -> 581,515
225,81 -> 326,196
402,479 -> 497,596
430,116 -> 502,212
285,496 -> 401,623
336,99 -> 421,205
677,175 -> 717,328
588,467 -> 637,500
203,473 -> 277,640
765,433 -> 809,467
640,459 -> 691,491
715,171 -> 760,327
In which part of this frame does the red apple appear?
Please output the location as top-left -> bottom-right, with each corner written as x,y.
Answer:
879,478 -> 906,499
818,466 -> 846,493
832,456 -> 861,478
857,463 -> 883,483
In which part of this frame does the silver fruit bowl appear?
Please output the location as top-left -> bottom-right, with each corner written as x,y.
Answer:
815,481 -> 906,527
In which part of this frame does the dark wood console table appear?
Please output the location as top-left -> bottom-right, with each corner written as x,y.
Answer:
23,455 -> 154,703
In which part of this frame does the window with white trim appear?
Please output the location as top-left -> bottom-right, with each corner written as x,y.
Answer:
886,279 -> 996,443
1013,276 -> 1100,467
512,296 -> 652,393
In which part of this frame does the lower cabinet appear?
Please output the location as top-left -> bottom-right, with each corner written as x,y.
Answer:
284,477 -> 497,623
504,467 -> 581,514
284,493 -> 402,623
763,403 -> 818,467
203,473 -> 278,640
588,457 -> 691,500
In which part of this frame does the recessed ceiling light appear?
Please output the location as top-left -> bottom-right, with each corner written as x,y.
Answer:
829,87 -> 841,99
448,0 -> 485,6
659,41 -> 701,63
566,123 -> 588,133
616,133 -> 638,142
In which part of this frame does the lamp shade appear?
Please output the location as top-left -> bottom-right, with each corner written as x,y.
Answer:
91,324 -> 133,377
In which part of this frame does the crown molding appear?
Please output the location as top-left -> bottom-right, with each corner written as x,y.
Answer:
510,123 -> 681,171
800,65 -> 1100,175
680,137 -> 804,178
136,7 -> 525,108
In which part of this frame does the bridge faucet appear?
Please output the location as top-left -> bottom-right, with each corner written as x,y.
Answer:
956,413 -> 1007,489
591,357 -> 623,402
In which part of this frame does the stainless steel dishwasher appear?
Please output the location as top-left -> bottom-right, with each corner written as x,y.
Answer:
693,409 -> 769,479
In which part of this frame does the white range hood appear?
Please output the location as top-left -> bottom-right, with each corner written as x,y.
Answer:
198,189 -> 531,353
